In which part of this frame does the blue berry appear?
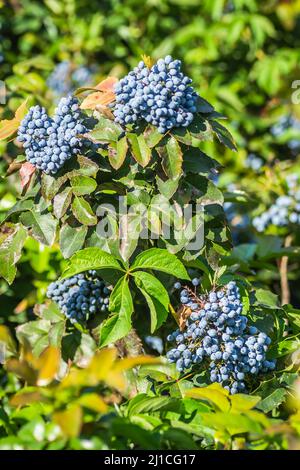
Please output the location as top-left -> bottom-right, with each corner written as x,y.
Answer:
113,56 -> 199,133
47,271 -> 110,324
18,96 -> 94,175
166,281 -> 275,393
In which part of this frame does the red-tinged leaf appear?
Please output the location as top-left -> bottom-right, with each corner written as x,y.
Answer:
20,162 -> 36,190
95,76 -> 118,92
80,91 -> 115,110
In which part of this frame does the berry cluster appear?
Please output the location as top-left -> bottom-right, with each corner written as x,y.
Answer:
113,56 -> 198,134
47,61 -> 93,98
47,270 -> 110,323
18,96 -> 91,175
253,175 -> 300,232
167,280 -> 275,394
245,153 -> 263,171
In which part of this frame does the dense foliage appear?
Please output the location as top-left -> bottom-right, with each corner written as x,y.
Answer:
0,0 -> 300,451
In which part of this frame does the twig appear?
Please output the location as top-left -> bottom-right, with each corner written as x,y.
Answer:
279,234 -> 293,306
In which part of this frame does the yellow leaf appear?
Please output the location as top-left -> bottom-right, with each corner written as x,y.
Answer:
88,347 -> 118,379
61,348 -> 117,388
10,390 -> 44,407
15,98 -> 29,121
53,405 -> 82,438
0,325 -> 17,355
141,54 -> 154,68
105,371 -> 126,392
112,355 -> 161,372
0,98 -> 29,141
76,393 -> 107,413
5,358 -> 37,384
230,393 -> 261,412
185,385 -> 231,412
37,346 -> 60,386
0,119 -> 19,140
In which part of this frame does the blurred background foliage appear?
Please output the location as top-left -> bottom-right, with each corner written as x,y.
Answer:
1,0 -> 300,326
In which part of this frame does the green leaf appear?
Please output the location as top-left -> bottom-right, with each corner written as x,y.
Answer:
187,174 -> 224,205
70,176 -> 97,196
0,223 -> 27,284
158,136 -> 183,180
72,196 -> 97,226
89,116 -> 123,142
127,394 -> 181,417
131,248 -> 190,280
230,394 -> 261,412
144,125 -> 164,148
53,187 -> 73,219
61,247 -> 124,279
183,147 -> 220,175
133,271 -> 169,331
99,276 -> 133,347
156,176 -> 179,199
256,388 -> 287,413
59,224 -> 88,259
108,137 -> 128,170
20,212 -> 57,246
128,133 -> 151,167
210,120 -> 237,151
16,320 -> 52,356
254,289 -> 279,308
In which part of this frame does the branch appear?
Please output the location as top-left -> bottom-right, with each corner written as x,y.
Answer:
279,234 -> 293,306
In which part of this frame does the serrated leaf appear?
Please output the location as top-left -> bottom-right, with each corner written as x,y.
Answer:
0,224 -> 27,284
99,277 -> 133,347
128,133 -> 151,167
20,211 -> 57,246
53,187 -> 73,218
70,176 -> 97,196
88,116 -> 123,142
159,136 -> 183,180
61,247 -> 124,279
133,271 -> 169,331
72,196 -> 97,226
210,120 -> 237,151
59,224 -> 88,259
108,137 -> 128,170
256,388 -> 287,413
131,248 -> 190,280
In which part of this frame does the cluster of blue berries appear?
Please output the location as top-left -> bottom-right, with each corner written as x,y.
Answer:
271,115 -> 300,153
18,96 -> 91,175
47,61 -> 94,98
245,153 -> 263,171
47,270 -> 111,323
167,280 -> 275,394
113,56 -> 198,134
253,175 -> 300,232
